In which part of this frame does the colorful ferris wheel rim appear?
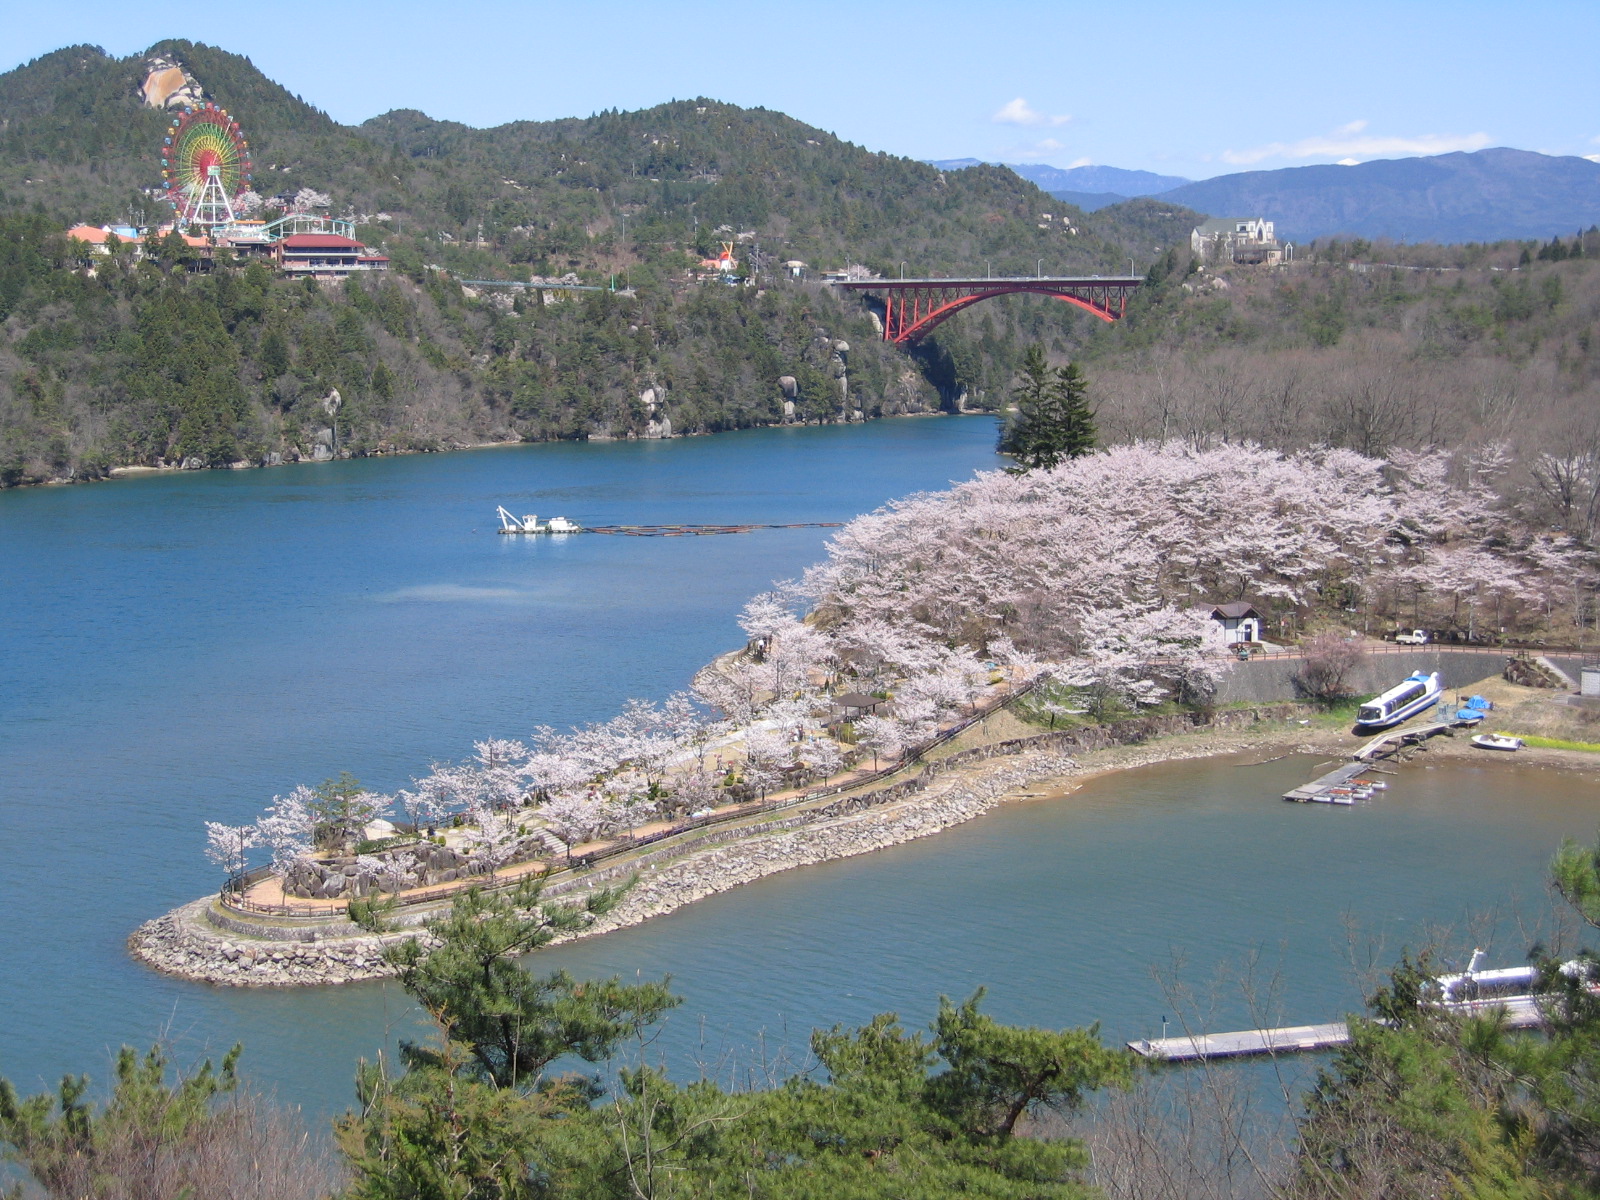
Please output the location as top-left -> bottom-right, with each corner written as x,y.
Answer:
159,103 -> 253,212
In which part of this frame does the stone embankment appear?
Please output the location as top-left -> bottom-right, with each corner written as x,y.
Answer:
130,704 -> 1310,987
129,899 -> 422,986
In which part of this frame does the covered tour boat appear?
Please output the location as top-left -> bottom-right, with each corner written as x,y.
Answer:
1355,671 -> 1442,731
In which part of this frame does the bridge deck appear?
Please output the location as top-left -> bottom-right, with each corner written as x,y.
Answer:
833,275 -> 1144,288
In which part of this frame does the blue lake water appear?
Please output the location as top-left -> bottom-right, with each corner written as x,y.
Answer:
2,416 -> 1596,1125
0,419 -> 1001,1105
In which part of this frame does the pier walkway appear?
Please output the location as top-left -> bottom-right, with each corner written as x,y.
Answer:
1354,721 -> 1456,761
1283,719 -> 1462,802
1130,997 -> 1545,1062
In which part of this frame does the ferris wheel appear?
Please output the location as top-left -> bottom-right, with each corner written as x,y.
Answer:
160,104 -> 253,228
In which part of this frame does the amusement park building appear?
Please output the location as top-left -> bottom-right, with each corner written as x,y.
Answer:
64,224 -> 388,279
273,233 -> 389,279
66,224 -> 211,258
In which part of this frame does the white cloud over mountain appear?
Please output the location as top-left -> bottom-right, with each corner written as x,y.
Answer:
1222,120 -> 1492,166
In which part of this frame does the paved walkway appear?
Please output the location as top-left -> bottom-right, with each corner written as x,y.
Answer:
235,677 -> 1030,915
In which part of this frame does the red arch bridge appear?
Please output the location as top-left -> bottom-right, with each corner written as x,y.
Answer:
832,275 -> 1144,344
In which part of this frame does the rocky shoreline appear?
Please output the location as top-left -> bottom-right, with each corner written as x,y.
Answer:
128,714 -> 1321,988
128,900 -> 412,986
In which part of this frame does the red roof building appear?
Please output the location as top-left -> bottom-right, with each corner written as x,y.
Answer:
275,232 -> 387,278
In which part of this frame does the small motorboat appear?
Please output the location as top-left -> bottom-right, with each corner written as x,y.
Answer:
1471,733 -> 1524,752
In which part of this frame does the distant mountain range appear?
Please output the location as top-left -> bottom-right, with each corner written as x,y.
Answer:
927,159 -> 1189,201
935,149 -> 1600,242
1155,149 -> 1600,243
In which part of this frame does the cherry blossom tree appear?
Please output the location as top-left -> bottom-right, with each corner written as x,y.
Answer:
290,187 -> 332,212
395,782 -> 449,835
411,763 -> 480,823
855,713 -> 908,771
1051,603 -> 1216,716
796,736 -> 845,784
693,659 -> 766,725
254,786 -> 317,877
743,729 -> 793,800
664,769 -> 717,818
738,590 -> 799,646
523,747 -> 594,799
601,772 -> 657,836
210,440 -> 1587,880
472,739 -> 531,806
204,822 -> 257,879
537,792 -> 609,862
459,799 -> 523,873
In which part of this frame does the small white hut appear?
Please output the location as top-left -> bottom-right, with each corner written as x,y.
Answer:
1208,601 -> 1264,646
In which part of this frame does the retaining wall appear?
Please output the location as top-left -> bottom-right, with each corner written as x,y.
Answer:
1217,649 -> 1527,706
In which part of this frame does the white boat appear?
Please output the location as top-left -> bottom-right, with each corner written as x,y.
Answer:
496,506 -> 582,535
1471,733 -> 1524,751
1355,671 -> 1442,730
1430,949 -> 1539,1004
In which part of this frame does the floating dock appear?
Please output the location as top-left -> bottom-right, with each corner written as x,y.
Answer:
1283,719 -> 1462,803
1283,762 -> 1370,804
585,522 -> 844,537
1130,996 -> 1544,1062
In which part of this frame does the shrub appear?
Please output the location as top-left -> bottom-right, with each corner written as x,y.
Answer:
1296,633 -> 1367,700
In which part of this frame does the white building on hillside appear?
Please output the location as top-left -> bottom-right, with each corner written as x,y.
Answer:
1206,601 -> 1265,647
1191,217 -> 1287,265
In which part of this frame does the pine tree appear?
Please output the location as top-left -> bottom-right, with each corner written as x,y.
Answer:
1056,360 -> 1096,459
998,345 -> 1096,471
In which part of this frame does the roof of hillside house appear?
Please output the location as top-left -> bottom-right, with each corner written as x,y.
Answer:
1211,601 -> 1262,619
67,224 -> 141,244
280,233 -> 364,249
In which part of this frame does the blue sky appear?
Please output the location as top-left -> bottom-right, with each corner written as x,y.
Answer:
6,0 -> 1598,180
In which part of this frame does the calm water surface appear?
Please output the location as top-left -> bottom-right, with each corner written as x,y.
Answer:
2,418 -> 1596,1122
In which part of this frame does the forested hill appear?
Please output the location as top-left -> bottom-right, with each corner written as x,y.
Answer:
0,41 -> 1190,277
4,42 -> 1598,494
0,40 -> 1211,484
